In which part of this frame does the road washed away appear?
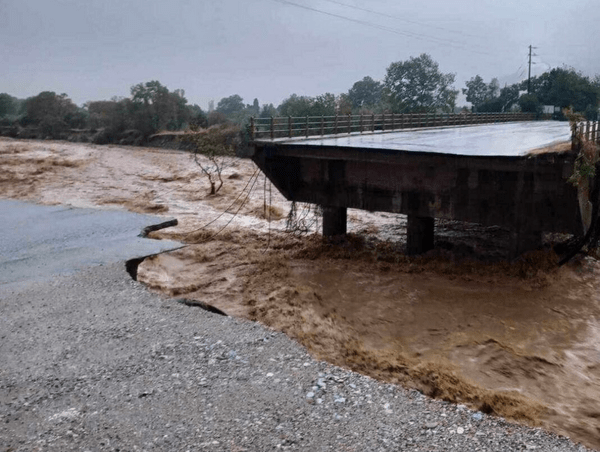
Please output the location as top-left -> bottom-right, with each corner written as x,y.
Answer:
2,136 -> 600,450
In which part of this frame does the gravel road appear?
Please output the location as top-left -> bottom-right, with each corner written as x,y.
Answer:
0,261 -> 593,451
0,201 -> 594,451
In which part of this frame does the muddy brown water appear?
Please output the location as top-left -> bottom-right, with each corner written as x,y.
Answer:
138,233 -> 600,450
3,137 -> 600,450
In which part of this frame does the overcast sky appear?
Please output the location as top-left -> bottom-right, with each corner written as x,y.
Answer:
1,0 -> 599,110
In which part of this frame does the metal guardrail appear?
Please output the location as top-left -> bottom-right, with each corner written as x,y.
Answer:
250,112 -> 536,141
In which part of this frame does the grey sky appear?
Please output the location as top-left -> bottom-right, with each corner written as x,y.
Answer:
1,0 -> 599,110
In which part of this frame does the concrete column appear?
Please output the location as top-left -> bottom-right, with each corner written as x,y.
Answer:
509,229 -> 543,259
407,216 -> 434,255
322,206 -> 347,237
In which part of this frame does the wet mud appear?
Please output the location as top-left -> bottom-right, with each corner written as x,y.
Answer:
2,137 -> 600,450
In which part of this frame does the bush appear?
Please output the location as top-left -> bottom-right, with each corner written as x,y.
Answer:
180,124 -> 240,195
518,94 -> 541,114
39,117 -> 68,139
92,129 -> 112,145
118,129 -> 144,146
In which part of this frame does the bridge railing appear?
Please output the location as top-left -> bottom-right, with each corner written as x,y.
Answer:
572,120 -> 600,145
250,112 -> 536,141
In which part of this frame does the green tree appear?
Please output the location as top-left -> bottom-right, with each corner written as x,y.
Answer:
347,76 -> 383,110
259,103 -> 277,119
187,104 -> 208,128
0,93 -> 19,118
23,91 -> 80,137
463,76 -> 503,112
129,81 -> 189,137
250,98 -> 260,116
278,94 -> 314,117
497,84 -> 521,112
528,68 -> 599,116
278,93 -> 336,117
312,93 -> 336,116
463,75 -> 489,110
518,93 -> 540,113
86,98 -> 131,136
216,94 -> 245,118
384,54 -> 458,113
336,93 -> 353,115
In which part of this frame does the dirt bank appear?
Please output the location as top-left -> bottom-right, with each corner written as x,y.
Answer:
2,136 -> 600,450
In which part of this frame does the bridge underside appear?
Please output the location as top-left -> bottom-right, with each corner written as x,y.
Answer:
251,142 -> 581,258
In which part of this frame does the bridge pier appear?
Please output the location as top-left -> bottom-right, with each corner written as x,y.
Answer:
407,215 -> 435,255
509,229 -> 543,259
322,206 -> 347,237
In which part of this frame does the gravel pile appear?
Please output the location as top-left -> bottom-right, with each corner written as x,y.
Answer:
0,262 -> 593,451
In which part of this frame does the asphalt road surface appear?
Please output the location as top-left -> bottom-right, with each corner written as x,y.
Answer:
0,200 -> 181,292
271,121 -> 571,157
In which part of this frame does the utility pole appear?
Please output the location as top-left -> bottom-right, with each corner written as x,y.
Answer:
527,45 -> 536,94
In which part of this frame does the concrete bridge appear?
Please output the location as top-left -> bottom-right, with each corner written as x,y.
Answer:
249,116 -> 579,258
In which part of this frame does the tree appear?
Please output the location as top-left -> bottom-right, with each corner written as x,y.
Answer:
86,98 -> 132,135
129,80 -> 190,137
529,68 -> 599,116
181,124 -> 239,195
518,93 -> 540,113
384,54 -> 458,113
250,98 -> 260,116
187,104 -> 208,128
488,78 -> 500,98
23,91 -> 80,137
278,93 -> 337,117
0,93 -> 19,118
259,103 -> 277,119
336,93 -> 353,115
278,94 -> 313,117
312,93 -> 336,116
463,76 -> 503,112
207,111 -> 229,126
347,76 -> 383,110
497,84 -> 521,112
463,75 -> 489,110
216,94 -> 245,118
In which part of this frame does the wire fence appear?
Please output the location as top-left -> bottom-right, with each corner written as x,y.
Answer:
250,112 -> 536,141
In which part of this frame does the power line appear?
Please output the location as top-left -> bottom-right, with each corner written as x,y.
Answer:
319,0 -> 486,40
271,0 -> 496,57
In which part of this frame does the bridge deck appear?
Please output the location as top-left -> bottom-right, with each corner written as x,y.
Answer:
251,120 -> 580,258
260,121 -> 571,157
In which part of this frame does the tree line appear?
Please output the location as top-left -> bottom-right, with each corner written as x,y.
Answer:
1,53 -> 600,145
